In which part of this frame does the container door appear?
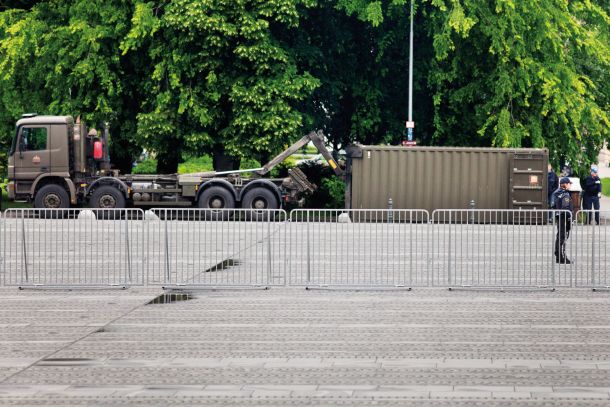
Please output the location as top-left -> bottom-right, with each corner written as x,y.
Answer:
509,152 -> 547,210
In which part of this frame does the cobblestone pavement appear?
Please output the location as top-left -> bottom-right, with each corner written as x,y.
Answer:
1,287 -> 610,406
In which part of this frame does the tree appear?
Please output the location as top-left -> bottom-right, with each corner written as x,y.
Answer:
287,0 -> 434,151
321,0 -> 610,174
0,0 -> 143,173
426,0 -> 609,174
121,0 -> 319,172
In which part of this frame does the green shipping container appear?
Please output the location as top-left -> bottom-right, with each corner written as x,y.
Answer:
345,145 -> 549,212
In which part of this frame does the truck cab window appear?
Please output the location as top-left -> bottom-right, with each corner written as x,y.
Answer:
22,127 -> 47,151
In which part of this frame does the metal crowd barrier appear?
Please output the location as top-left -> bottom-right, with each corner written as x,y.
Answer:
0,207 -> 608,291
146,209 -> 286,289
431,209 -> 573,289
288,209 -> 430,288
2,209 -> 145,288
573,210 -> 609,289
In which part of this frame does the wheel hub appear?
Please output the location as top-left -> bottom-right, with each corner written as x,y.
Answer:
210,197 -> 224,209
43,193 -> 61,209
253,198 -> 267,210
99,194 -> 117,208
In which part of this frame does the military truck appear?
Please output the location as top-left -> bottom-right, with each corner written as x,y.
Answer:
6,114 -> 343,211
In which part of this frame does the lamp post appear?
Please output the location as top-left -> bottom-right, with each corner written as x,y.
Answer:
406,0 -> 415,143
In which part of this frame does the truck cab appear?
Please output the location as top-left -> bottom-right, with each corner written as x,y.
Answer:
7,115 -> 77,207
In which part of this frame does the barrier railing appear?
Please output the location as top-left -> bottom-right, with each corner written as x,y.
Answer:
431,210 -> 573,289
573,210 -> 609,289
288,209 -> 430,288
2,209 -> 144,288
146,209 -> 286,288
0,207 -> 607,290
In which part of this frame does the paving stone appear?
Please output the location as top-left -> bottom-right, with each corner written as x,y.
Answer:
1,287 -> 610,406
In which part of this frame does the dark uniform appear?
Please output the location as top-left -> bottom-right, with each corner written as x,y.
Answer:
553,185 -> 573,264
582,173 -> 601,225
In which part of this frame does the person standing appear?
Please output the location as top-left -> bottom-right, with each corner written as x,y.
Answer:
582,165 -> 602,225
553,177 -> 573,264
547,164 -> 559,208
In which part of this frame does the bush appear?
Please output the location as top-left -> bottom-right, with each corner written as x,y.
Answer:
297,161 -> 345,209
178,156 -> 214,174
132,158 -> 157,174
602,178 -> 610,197
321,177 -> 345,208
241,157 -> 262,171
270,156 -> 297,178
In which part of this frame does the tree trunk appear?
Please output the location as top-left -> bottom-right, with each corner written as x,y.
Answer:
212,145 -> 240,171
157,148 -> 181,174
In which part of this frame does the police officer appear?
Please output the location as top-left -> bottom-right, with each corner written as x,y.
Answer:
553,177 -> 573,264
582,165 -> 602,225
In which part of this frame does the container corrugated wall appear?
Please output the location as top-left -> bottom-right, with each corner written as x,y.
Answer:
347,146 -> 548,212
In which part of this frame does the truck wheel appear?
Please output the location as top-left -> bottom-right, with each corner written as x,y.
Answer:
241,187 -> 278,221
89,185 -> 126,220
197,186 -> 235,220
34,184 -> 70,218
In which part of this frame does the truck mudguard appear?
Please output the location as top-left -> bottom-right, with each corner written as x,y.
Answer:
86,177 -> 129,197
30,175 -> 77,204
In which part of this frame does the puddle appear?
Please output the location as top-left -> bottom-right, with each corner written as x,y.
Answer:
146,292 -> 194,305
205,259 -> 240,272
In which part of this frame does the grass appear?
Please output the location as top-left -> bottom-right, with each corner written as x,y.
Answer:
602,178 -> 610,197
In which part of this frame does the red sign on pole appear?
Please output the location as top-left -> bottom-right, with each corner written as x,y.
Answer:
401,140 -> 417,147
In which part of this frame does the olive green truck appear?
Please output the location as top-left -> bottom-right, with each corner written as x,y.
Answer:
6,114 -> 343,211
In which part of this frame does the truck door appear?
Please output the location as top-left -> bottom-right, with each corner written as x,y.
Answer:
13,125 -> 51,194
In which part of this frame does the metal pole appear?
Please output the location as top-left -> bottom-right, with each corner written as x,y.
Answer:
125,211 -> 132,285
267,211 -> 272,285
588,217 -> 601,287
164,215 -> 171,284
21,214 -> 28,283
407,0 -> 415,141
306,211 -> 311,284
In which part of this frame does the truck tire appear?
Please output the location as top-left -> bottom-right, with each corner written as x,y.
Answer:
89,185 -> 126,220
197,186 -> 235,220
34,184 -> 70,218
241,187 -> 279,221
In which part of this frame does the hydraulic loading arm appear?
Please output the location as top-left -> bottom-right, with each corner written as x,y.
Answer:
257,130 -> 344,178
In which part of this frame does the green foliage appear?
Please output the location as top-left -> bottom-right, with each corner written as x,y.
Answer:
321,176 -> 346,208
0,0 -> 608,180
178,156 -> 214,174
132,158 -> 157,174
0,1 -> 143,172
328,0 -> 609,172
134,154 -> 262,175
0,179 -> 32,209
424,0 -> 610,174
297,161 -> 345,208
241,157 -> 262,170
602,178 -> 610,197
270,155 -> 297,177
122,0 -> 320,171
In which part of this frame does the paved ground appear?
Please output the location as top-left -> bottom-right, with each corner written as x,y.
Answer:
1,287 -> 610,406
